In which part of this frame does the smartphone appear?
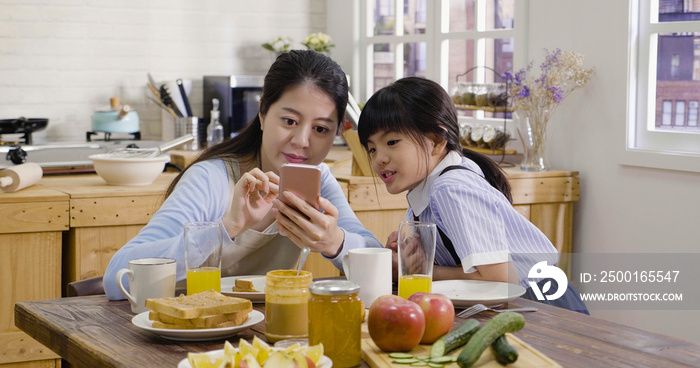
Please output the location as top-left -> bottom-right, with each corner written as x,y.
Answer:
278,163 -> 322,211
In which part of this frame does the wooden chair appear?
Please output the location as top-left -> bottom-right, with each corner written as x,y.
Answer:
66,276 -> 105,297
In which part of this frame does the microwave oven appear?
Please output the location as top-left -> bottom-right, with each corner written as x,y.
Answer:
203,75 -> 264,138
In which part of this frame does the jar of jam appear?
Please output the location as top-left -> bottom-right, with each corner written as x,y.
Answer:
308,280 -> 362,368
265,270 -> 313,343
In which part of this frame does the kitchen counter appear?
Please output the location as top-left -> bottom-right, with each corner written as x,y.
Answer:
0,184 -> 67,367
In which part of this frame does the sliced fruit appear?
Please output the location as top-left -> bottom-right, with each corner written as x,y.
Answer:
303,343 -> 324,364
239,339 -> 253,357
240,353 -> 262,368
187,352 -> 228,368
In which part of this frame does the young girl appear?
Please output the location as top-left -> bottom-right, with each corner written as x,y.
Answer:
104,50 -> 381,300
358,77 -> 587,313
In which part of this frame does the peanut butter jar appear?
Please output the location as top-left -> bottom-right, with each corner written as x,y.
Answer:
264,270 -> 312,343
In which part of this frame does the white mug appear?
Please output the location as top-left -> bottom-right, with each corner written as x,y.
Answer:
342,248 -> 392,307
116,258 -> 176,314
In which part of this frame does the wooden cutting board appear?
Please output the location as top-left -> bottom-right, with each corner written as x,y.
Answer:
361,333 -> 561,368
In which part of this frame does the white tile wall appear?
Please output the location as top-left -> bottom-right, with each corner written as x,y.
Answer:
0,0 -> 327,142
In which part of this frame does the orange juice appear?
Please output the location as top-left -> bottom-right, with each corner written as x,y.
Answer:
186,267 -> 221,295
398,274 -> 432,299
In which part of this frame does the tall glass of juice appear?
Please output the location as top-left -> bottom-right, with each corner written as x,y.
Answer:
397,221 -> 437,299
184,221 -> 223,295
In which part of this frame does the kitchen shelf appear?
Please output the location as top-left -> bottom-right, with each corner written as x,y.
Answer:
455,104 -> 513,113
462,145 -> 517,155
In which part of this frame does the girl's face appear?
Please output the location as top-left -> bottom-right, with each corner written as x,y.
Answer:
366,131 -> 443,194
259,83 -> 338,174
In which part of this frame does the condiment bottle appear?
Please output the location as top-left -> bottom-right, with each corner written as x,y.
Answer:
308,280 -> 362,368
206,98 -> 224,147
264,269 -> 312,343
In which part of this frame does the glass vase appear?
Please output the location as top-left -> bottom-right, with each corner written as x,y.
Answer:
515,110 -> 551,171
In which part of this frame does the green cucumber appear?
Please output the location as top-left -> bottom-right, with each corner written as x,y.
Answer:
393,358 -> 420,364
410,362 -> 429,366
416,356 -> 431,361
457,312 -> 526,367
428,356 -> 456,364
429,319 -> 481,358
491,334 -> 518,364
389,353 -> 416,359
428,363 -> 445,368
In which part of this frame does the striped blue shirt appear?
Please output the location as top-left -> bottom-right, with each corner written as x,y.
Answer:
407,151 -> 558,288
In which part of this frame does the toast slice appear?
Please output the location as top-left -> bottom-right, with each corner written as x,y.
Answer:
145,289 -> 252,319
234,278 -> 258,292
148,306 -> 252,328
151,318 -> 248,330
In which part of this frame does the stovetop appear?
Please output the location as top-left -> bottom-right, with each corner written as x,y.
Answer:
1,139 -> 164,173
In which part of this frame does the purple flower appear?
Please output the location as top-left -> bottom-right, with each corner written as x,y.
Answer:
518,86 -> 530,98
549,86 -> 564,103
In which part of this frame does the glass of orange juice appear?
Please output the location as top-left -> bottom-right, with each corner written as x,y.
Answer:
184,221 -> 223,295
397,221 -> 437,299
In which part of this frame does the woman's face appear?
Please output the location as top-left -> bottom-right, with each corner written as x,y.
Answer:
366,131 -> 440,194
259,83 -> 339,174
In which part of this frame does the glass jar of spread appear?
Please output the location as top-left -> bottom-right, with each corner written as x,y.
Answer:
265,269 -> 312,343
308,280 -> 362,368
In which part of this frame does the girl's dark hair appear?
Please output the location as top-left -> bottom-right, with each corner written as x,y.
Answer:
166,50 -> 349,197
357,77 -> 512,203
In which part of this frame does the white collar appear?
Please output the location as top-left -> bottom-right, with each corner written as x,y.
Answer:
407,150 -> 463,217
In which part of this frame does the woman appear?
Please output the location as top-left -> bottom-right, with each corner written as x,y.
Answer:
104,50 -> 381,300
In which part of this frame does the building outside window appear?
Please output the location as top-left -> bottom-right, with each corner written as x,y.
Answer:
627,0 -> 700,172
360,0 -> 522,123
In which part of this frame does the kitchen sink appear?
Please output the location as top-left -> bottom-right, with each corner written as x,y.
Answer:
0,140 -> 164,173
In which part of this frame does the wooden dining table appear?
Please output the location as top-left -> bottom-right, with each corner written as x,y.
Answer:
14,295 -> 700,368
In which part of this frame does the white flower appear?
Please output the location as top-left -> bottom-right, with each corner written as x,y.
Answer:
302,32 -> 335,53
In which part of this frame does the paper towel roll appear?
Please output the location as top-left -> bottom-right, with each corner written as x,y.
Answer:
0,163 -> 43,192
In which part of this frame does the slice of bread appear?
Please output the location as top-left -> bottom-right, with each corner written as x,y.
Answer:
148,306 -> 252,328
145,289 -> 252,319
151,317 -> 248,330
234,278 -> 258,292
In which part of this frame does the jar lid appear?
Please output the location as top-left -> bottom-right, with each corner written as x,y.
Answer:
309,280 -> 360,295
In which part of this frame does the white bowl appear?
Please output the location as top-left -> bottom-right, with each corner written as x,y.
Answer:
89,153 -> 170,186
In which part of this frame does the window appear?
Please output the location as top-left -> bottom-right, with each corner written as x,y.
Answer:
689,101 -> 699,127
662,100 -> 673,125
357,0 -> 525,125
625,0 -> 700,172
674,100 -> 686,126
670,53 -> 680,78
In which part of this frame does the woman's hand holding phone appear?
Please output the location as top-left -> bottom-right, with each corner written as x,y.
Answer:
223,168 -> 279,238
273,192 -> 345,258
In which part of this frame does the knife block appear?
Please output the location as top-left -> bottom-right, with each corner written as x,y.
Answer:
0,162 -> 43,192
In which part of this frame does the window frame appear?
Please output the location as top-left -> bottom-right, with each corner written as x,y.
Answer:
622,0 -> 700,173
356,0 -> 528,112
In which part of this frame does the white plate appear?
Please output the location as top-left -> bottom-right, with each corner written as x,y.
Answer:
221,276 -> 266,303
131,310 -> 264,341
177,348 -> 333,368
432,280 -> 526,308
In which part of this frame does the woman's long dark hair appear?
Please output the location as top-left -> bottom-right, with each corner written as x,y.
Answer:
357,77 -> 512,203
166,50 -> 349,197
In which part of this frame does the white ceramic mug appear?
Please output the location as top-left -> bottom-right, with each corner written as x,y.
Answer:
342,248 -> 392,307
116,258 -> 176,314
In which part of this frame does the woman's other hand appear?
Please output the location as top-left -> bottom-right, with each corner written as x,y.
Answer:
272,192 -> 344,257
223,168 -> 279,237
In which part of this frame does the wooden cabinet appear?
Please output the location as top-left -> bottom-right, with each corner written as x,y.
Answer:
0,185 -> 67,367
40,174 -> 176,288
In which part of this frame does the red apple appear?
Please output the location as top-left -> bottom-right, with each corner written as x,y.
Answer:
408,292 -> 455,344
368,295 -> 425,352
